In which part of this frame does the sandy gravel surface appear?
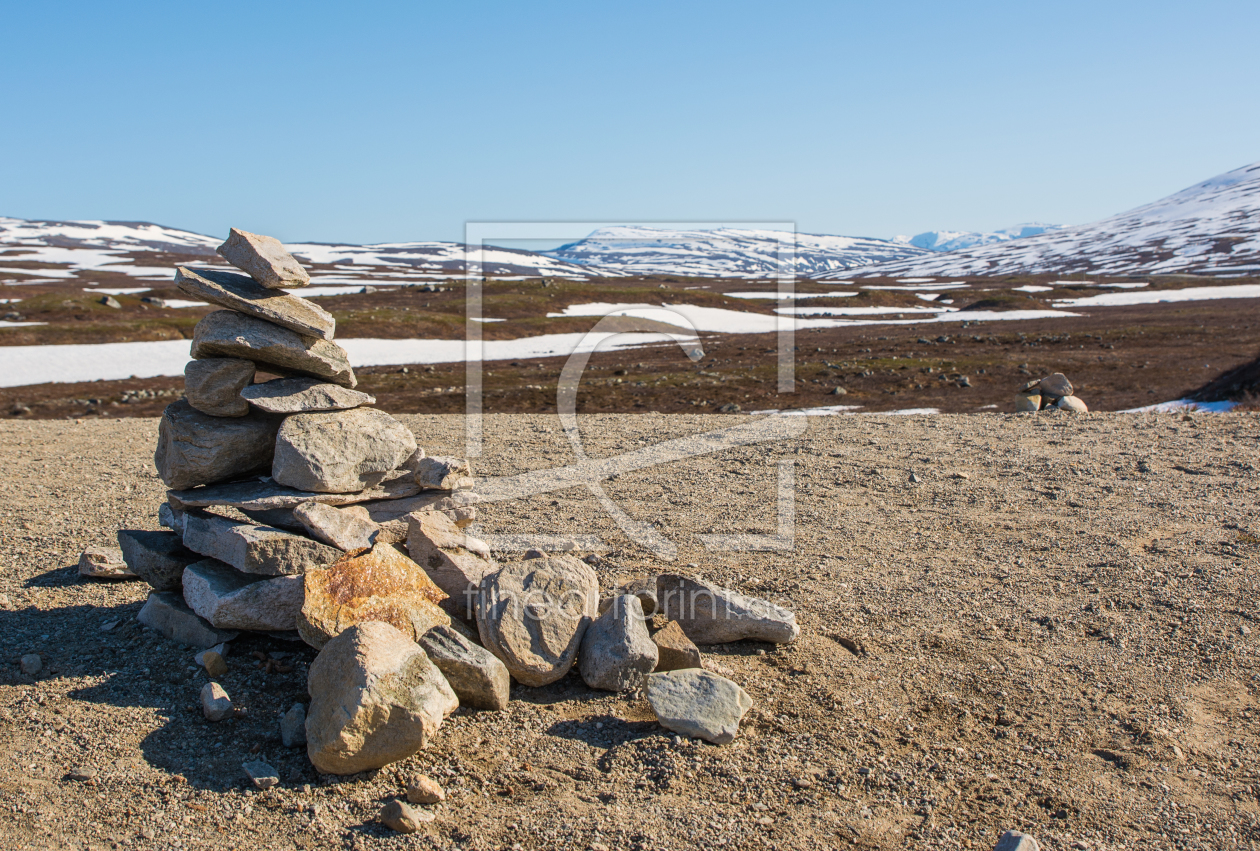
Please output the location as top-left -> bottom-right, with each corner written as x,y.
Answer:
0,412 -> 1258,851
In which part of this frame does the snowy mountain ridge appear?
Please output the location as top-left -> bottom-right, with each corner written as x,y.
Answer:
894,223 -> 1064,252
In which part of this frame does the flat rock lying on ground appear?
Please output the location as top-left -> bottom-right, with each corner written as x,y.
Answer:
183,358 -> 255,418
241,759 -> 280,790
306,621 -> 458,775
414,456 -> 474,491
138,591 -> 239,648
406,511 -> 495,618
579,594 -> 658,691
293,501 -> 380,551
154,400 -> 280,490
77,546 -> 135,579
190,310 -> 356,388
181,558 -> 304,631
241,377 -> 375,414
217,227 -> 311,289
650,618 -> 702,671
405,775 -> 445,805
380,800 -> 433,833
117,529 -> 199,591
645,668 -> 753,745
182,512 -> 341,576
272,409 -> 418,494
476,555 -> 598,687
656,573 -> 799,644
175,267 -> 335,340
298,542 -> 451,649
417,624 -> 511,711
165,469 -> 421,512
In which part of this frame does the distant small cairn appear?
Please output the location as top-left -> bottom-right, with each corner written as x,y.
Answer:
1015,372 -> 1088,413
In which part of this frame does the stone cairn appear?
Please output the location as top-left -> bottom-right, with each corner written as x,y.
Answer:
1014,372 -> 1088,413
81,229 -> 799,828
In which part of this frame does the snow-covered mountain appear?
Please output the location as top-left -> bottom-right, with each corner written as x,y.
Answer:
856,161 -> 1260,277
893,223 -> 1063,252
544,226 -> 929,278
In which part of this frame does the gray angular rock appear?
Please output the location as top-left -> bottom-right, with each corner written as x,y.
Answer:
1038,372 -> 1073,398
280,703 -> 306,747
656,574 -> 799,645
217,227 -> 311,289
380,800 -> 433,833
117,529 -> 199,592
190,310 -> 356,388
645,668 -> 752,745
476,556 -> 598,687
184,358 -> 255,417
293,501 -> 380,552
414,456 -> 474,491
241,759 -> 279,789
417,624 -> 510,711
182,559 -> 304,631
994,831 -> 1040,851
599,576 -> 657,616
175,267 -> 334,340
182,512 -> 341,576
158,502 -> 186,534
651,619 -> 702,672
306,621 -> 458,775
201,682 -> 233,721
579,595 -> 658,692
78,546 -> 135,580
406,511 -> 495,618
241,377 -> 375,414
363,491 -> 479,542
138,591 -> 239,648
272,409 -> 417,494
166,469 -> 421,512
154,400 -> 280,490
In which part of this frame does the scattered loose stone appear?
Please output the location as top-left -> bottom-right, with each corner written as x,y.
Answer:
579,595 -> 658,692
66,766 -> 98,782
414,456 -> 474,491
183,358 -> 255,417
645,668 -> 752,745
182,512 -> 341,576
20,654 -> 42,676
217,227 -> 311,289
405,775 -> 445,805
280,703 -> 307,748
154,400 -> 280,490
175,267 -> 335,340
272,409 -> 418,494
241,759 -> 280,789
306,621 -> 458,775
200,682 -> 233,721
599,576 -> 657,616
379,800 -> 433,833
199,649 -> 229,677
417,624 -> 511,711
117,529 -> 199,592
651,619 -> 702,672
166,469 -> 421,512
476,556 -> 598,687
182,559 -> 304,631
994,830 -> 1041,851
1056,395 -> 1089,413
138,591 -> 240,648
656,574 -> 799,644
241,377 -> 375,414
406,511 -> 495,618
190,310 -> 356,388
297,542 -> 451,649
99,295 -> 121,309
293,501 -> 380,552
77,546 -> 135,580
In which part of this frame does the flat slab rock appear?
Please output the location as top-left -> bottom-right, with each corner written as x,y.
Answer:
154,400 -> 280,491
182,511 -> 341,576
272,409 -> 418,494
405,511 -> 495,618
293,501 -> 380,552
191,310 -> 356,388
217,227 -> 311,289
78,546 -> 136,580
241,377 -> 375,414
306,621 -> 457,775
656,574 -> 799,645
298,542 -> 451,649
182,559 -> 304,631
175,267 -> 334,340
117,529 -> 199,592
138,591 -> 239,649
166,469 -> 422,512
645,668 -> 752,745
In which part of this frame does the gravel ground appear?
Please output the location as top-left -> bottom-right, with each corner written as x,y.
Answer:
1,411 -> 1258,851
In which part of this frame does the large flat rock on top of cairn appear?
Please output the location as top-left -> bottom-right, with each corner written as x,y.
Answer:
476,555 -> 598,687
272,409 -> 418,494
184,358 -> 255,417
154,400 -> 280,490
241,377 -> 375,414
191,310 -> 356,388
656,574 -> 799,645
182,511 -> 341,576
182,558 -> 304,631
175,267 -> 334,340
306,621 -> 458,775
298,541 -> 451,649
645,668 -> 752,745
166,469 -> 421,512
217,227 -> 311,289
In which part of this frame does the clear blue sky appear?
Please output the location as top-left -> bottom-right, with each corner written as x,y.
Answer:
2,0 -> 1257,245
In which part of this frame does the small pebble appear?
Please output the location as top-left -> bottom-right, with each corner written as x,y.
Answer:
242,759 -> 279,789
66,766 -> 98,782
405,774 -> 445,805
200,650 -> 228,677
380,800 -> 433,833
